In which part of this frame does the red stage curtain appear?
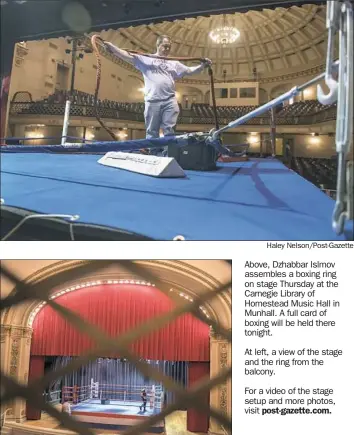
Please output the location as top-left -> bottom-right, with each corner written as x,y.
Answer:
26,356 -> 45,420
31,284 -> 210,361
187,362 -> 210,433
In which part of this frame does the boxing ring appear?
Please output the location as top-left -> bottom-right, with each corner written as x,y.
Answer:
61,380 -> 165,432
0,1 -> 352,241
1,151 -> 349,240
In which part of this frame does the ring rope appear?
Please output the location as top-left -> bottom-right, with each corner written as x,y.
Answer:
91,35 -> 118,141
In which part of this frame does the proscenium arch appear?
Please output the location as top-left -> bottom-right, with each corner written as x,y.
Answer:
2,260 -> 231,330
27,279 -> 212,330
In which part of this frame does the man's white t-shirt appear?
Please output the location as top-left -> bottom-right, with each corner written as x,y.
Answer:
133,55 -> 191,102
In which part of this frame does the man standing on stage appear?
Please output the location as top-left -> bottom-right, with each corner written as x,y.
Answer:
139,389 -> 147,412
104,35 -> 212,141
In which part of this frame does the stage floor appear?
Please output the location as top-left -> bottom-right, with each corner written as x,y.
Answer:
1,153 -> 349,240
71,399 -> 163,433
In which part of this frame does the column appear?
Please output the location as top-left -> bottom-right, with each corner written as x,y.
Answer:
209,328 -> 231,435
0,325 -> 33,422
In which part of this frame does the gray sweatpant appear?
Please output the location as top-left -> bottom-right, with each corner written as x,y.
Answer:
144,98 -> 179,139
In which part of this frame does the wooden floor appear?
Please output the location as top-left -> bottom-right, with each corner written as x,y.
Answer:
165,411 -> 201,435
24,410 -> 200,435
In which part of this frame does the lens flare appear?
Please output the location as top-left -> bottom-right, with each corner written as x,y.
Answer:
62,1 -> 92,33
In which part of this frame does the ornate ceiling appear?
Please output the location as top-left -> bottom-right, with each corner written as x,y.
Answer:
1,260 -> 232,328
0,260 -> 231,299
1,1 -> 326,78
102,3 -> 329,80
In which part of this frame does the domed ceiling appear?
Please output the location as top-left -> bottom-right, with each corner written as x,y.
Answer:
101,3 -> 330,81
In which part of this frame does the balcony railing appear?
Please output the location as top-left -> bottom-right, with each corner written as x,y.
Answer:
9,102 -> 337,126
0,408 -> 12,427
10,102 -> 145,123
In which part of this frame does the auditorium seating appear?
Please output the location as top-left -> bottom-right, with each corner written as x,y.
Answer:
190,103 -> 257,119
40,90 -> 147,113
277,100 -> 337,117
291,157 -> 337,190
34,91 -> 339,119
10,90 -> 337,126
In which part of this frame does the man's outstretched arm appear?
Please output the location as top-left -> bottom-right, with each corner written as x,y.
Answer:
182,58 -> 212,76
104,42 -> 135,64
